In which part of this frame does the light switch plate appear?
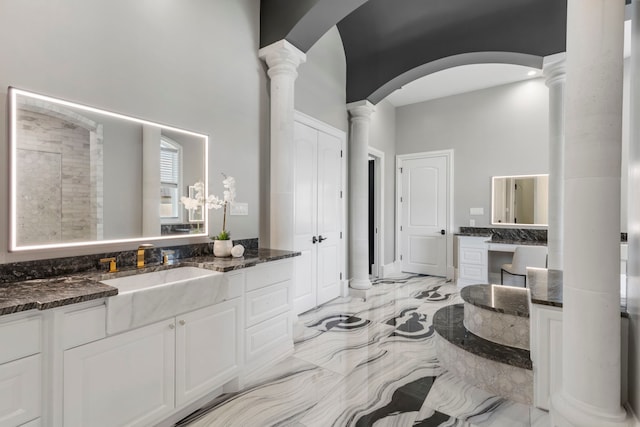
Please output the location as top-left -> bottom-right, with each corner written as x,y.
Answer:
470,207 -> 484,216
230,202 -> 248,216
469,219 -> 476,226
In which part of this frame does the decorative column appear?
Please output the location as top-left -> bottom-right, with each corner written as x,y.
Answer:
258,40 -> 306,250
543,53 -> 566,270
550,0 -> 629,426
347,101 -> 375,290
627,0 -> 640,416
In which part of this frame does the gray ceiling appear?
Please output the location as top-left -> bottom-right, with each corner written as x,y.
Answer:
260,0 -> 568,103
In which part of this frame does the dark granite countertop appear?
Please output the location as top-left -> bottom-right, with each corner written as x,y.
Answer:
527,267 -> 628,317
455,232 -> 493,237
460,284 -> 529,318
488,239 -> 547,246
433,304 -> 532,370
0,248 -> 300,316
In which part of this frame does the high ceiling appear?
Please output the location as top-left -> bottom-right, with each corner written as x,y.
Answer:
260,0 -> 568,104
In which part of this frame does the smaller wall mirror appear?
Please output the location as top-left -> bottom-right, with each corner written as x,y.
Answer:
491,174 -> 548,226
9,87 -> 209,251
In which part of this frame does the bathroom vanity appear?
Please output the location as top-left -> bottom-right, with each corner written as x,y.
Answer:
0,250 -> 297,427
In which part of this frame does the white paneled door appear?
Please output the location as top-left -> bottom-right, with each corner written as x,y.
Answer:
293,116 -> 344,314
399,154 -> 449,276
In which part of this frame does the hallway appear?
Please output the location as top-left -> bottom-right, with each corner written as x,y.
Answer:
177,275 -> 549,426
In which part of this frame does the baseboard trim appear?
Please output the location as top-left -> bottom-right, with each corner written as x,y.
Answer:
380,261 -> 402,278
624,402 -> 640,427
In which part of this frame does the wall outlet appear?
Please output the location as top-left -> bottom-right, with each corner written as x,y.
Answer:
470,207 -> 484,216
469,219 -> 476,226
230,202 -> 248,216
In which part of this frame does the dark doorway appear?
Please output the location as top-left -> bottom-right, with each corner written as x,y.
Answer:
369,159 -> 375,275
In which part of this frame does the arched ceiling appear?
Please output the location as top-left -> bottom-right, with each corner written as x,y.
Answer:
260,0 -> 568,104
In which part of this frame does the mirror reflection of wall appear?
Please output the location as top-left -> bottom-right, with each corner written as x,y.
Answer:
491,175 -> 548,226
9,88 -> 208,251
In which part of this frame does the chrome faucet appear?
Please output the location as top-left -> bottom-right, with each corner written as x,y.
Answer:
137,244 -> 154,268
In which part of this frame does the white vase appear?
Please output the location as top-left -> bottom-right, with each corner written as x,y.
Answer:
213,239 -> 233,257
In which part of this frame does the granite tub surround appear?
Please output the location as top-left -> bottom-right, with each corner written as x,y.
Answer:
461,283 -> 530,317
461,284 -> 531,350
527,267 -> 628,315
177,274 -> 547,426
464,301 -> 531,350
434,304 -> 534,405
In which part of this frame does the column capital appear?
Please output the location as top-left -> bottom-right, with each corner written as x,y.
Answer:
347,100 -> 376,121
543,52 -> 567,88
259,40 -> 306,79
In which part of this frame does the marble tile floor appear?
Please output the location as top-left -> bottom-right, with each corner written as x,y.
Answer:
176,274 -> 549,427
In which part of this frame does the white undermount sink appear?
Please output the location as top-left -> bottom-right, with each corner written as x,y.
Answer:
103,266 -> 238,335
101,266 -> 219,293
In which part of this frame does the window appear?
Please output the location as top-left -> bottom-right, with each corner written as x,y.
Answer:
160,137 -> 182,221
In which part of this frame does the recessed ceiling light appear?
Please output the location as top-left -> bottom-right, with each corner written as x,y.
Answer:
527,70 -> 537,76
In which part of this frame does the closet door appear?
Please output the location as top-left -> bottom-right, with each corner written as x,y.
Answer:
316,132 -> 342,305
293,121 -> 319,314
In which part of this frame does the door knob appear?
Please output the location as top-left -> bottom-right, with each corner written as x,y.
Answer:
318,235 -> 327,242
440,229 -> 446,235
312,236 -> 318,244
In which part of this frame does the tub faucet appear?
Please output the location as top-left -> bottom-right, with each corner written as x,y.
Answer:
137,244 -> 154,268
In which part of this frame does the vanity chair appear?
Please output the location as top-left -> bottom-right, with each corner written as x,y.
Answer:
501,246 -> 548,287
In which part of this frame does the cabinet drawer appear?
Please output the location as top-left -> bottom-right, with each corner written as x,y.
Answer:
63,304 -> 106,349
460,247 -> 485,265
0,315 -> 41,365
245,312 -> 291,363
245,281 -> 291,327
0,354 -> 41,427
459,264 -> 486,282
245,260 -> 293,292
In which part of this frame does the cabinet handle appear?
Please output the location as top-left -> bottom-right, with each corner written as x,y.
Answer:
179,320 -> 186,326
168,324 -> 175,330
318,235 -> 327,242
312,236 -> 318,244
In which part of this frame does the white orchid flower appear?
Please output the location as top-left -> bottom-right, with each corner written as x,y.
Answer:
180,196 -> 200,211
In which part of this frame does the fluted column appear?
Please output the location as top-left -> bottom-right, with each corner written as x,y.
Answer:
258,40 -> 306,250
550,1 -> 629,426
543,54 -> 566,270
347,101 -> 375,290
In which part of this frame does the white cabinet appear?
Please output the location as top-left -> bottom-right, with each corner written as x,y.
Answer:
293,113 -> 345,314
530,303 -> 629,410
457,235 -> 489,287
63,297 -> 241,427
0,313 -> 41,427
175,299 -> 241,406
63,319 -> 176,427
243,260 -> 294,375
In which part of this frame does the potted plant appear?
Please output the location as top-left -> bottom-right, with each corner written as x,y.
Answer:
181,174 -> 236,257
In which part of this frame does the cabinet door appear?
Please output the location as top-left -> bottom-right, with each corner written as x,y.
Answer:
64,320 -> 175,427
175,298 -> 241,406
0,354 -> 41,427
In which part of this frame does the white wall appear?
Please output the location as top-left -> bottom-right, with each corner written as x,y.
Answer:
396,79 -> 550,230
0,0 -> 267,262
368,100 -> 397,265
295,26 -> 348,133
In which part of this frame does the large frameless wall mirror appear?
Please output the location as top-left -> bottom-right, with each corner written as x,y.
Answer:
491,174 -> 549,226
9,87 -> 208,251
